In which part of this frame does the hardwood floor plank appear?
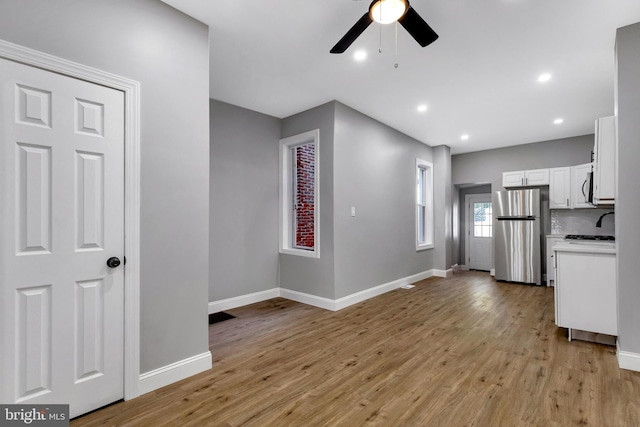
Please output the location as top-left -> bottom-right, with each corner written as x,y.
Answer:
72,271 -> 640,426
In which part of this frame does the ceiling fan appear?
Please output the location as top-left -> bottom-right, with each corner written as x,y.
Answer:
330,0 -> 439,54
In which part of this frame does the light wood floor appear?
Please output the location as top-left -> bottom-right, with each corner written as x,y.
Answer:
73,271 -> 640,426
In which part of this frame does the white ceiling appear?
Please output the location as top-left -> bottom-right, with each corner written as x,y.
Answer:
161,0 -> 640,154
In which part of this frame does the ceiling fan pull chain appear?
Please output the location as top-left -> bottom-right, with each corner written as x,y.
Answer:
395,21 -> 399,68
379,20 -> 383,53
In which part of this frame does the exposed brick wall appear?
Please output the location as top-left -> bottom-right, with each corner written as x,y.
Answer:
295,144 -> 315,249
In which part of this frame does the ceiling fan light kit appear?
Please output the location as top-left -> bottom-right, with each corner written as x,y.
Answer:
370,0 -> 408,24
330,0 -> 439,54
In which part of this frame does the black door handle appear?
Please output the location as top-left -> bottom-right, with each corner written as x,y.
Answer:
106,257 -> 121,268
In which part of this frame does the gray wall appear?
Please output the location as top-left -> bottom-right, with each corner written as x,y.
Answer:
280,102 -> 336,299
434,146 -> 453,271
209,100 -> 280,301
333,103 -> 434,298
452,135 -> 595,276
0,0 -> 211,373
615,22 -> 640,355
452,135 -> 594,189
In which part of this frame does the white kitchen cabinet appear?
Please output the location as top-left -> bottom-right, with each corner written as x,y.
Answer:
545,235 -> 565,285
593,116 -> 616,205
549,163 -> 594,209
571,163 -> 593,209
502,168 -> 549,188
502,170 -> 525,187
549,167 -> 571,209
525,168 -> 550,186
554,243 -> 617,337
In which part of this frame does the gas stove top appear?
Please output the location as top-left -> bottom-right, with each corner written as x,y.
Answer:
565,234 -> 615,241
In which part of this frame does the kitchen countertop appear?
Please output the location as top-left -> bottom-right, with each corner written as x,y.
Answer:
553,240 -> 616,255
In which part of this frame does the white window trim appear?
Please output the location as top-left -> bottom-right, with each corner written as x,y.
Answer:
416,158 -> 434,251
279,129 -> 320,258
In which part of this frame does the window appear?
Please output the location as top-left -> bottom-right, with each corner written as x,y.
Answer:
279,129 -> 320,258
416,158 -> 433,250
473,202 -> 492,237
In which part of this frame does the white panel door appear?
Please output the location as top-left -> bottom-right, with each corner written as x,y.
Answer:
0,58 -> 125,418
467,194 -> 493,271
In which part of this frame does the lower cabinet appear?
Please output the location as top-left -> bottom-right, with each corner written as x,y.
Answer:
554,248 -> 617,336
545,235 -> 565,285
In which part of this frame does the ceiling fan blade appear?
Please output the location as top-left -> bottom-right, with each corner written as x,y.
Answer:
330,13 -> 373,54
398,6 -> 439,47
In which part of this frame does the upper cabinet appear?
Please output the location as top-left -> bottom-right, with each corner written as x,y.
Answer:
593,116 -> 616,206
549,163 -> 594,209
502,168 -> 550,188
571,163 -> 593,209
549,167 -> 571,209
503,171 -> 525,187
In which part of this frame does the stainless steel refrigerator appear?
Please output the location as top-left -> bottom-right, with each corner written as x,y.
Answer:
493,189 -> 541,285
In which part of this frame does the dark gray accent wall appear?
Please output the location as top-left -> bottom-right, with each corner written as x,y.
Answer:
457,184 -> 492,265
333,102 -> 434,298
0,0 -> 211,373
210,100 -> 280,301
280,102 -> 336,299
615,22 -> 640,355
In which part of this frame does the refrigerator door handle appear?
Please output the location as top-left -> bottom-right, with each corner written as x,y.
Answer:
497,216 -> 537,221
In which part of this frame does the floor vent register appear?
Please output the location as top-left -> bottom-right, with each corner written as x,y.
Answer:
208,311 -> 236,324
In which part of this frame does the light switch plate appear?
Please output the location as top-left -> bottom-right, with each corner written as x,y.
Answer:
351,207 -> 356,217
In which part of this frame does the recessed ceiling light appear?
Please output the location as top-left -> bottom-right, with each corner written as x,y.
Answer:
461,134 -> 470,141
354,50 -> 367,61
417,104 -> 428,113
554,118 -> 564,124
538,73 -> 552,83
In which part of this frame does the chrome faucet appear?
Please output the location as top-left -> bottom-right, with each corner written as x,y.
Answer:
596,211 -> 615,228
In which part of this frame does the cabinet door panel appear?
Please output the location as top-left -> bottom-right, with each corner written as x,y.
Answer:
503,171 -> 524,188
594,116 -> 615,205
571,163 -> 594,209
525,168 -> 550,186
549,167 -> 571,209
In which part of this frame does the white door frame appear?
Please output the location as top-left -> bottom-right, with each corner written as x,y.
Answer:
464,193 -> 492,271
0,39 -> 141,400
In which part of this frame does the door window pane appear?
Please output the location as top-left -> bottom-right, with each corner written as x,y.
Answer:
473,202 -> 492,237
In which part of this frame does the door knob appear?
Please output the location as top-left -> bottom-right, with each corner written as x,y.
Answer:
106,257 -> 121,268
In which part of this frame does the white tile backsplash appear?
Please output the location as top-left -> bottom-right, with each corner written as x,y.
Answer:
550,208 -> 615,235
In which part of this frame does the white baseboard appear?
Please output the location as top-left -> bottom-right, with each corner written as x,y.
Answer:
617,341 -> 640,372
490,268 -> 495,276
280,288 -> 336,311
433,269 -> 453,278
139,351 -> 212,395
209,270 -> 437,314
334,269 -> 435,311
208,288 -> 279,314
275,269 -> 435,312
